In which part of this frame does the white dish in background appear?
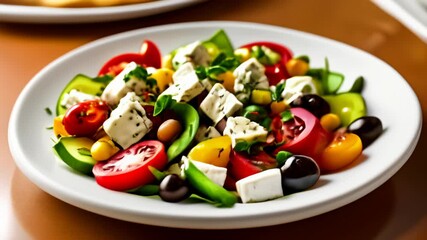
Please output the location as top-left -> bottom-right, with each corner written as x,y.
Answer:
0,0 -> 204,23
8,21 -> 422,229
372,0 -> 427,43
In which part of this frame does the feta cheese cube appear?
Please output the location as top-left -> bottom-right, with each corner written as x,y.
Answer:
233,58 -> 270,103
159,62 -> 204,102
200,83 -> 243,125
195,125 -> 221,142
172,41 -> 211,68
60,89 -> 99,109
278,76 -> 319,104
223,116 -> 268,147
181,156 -> 227,186
103,92 -> 153,149
236,168 -> 284,203
101,62 -> 152,108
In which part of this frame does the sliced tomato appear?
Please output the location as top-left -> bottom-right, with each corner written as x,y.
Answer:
62,100 -> 110,137
93,140 -> 168,191
239,41 -> 293,85
98,40 -> 161,76
273,107 -> 332,162
227,150 -> 277,182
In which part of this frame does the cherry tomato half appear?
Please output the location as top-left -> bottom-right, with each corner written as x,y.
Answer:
98,40 -> 162,76
93,140 -> 168,191
273,107 -> 332,162
62,100 -> 110,137
318,132 -> 362,172
239,41 -> 293,85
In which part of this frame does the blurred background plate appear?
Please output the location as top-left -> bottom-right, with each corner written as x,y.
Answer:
0,0 -> 205,23
372,0 -> 427,43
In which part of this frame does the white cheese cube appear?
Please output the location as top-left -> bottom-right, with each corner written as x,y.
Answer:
233,58 -> 270,103
181,156 -> 227,186
236,168 -> 284,203
103,93 -> 153,149
60,89 -> 99,109
101,62 -> 151,108
223,116 -> 268,147
278,76 -> 319,104
200,83 -> 243,125
172,41 -> 210,68
159,62 -> 204,102
195,125 -> 221,142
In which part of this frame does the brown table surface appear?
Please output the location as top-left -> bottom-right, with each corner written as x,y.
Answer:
1,0 -> 427,239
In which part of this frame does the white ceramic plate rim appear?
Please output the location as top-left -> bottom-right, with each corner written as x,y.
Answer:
372,0 -> 427,43
8,21 -> 422,229
0,0 -> 204,23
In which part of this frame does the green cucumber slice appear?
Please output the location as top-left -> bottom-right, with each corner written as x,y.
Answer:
55,74 -> 107,116
53,137 -> 97,175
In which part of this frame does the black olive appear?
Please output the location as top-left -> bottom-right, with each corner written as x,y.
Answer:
159,174 -> 191,202
347,116 -> 383,149
280,155 -> 320,194
290,94 -> 330,118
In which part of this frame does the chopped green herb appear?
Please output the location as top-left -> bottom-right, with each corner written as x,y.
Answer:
276,151 -> 293,167
271,81 -> 286,101
92,74 -> 113,83
280,110 -> 294,122
45,107 -> 52,115
153,94 -> 175,116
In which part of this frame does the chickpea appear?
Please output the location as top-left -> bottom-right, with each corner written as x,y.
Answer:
157,119 -> 183,143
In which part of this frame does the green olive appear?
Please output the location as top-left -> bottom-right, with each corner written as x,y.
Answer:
157,119 -> 182,144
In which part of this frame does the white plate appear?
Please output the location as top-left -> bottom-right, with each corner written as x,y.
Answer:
8,21 -> 422,229
372,0 -> 427,43
0,0 -> 204,23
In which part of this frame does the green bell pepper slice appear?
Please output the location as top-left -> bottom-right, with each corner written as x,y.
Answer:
323,92 -> 366,126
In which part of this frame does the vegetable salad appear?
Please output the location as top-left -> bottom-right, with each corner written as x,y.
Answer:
50,30 -> 383,207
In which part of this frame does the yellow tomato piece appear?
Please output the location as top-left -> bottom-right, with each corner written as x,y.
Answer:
187,136 -> 232,168
216,71 -> 235,93
286,58 -> 309,76
320,113 -> 341,132
251,89 -> 272,105
270,101 -> 288,115
150,68 -> 174,93
90,136 -> 119,161
53,115 -> 70,138
319,133 -> 362,171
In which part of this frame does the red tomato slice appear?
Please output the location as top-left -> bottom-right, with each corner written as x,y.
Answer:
273,107 -> 332,162
227,150 -> 277,182
93,140 -> 168,191
97,40 -> 161,76
62,100 -> 109,137
239,41 -> 293,85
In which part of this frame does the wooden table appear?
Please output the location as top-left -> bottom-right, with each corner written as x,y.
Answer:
1,0 -> 426,238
